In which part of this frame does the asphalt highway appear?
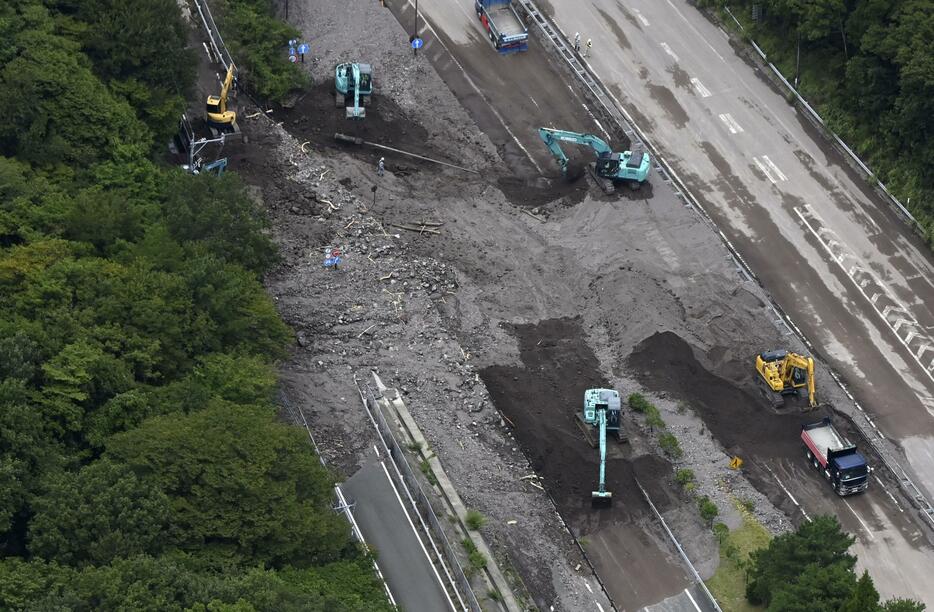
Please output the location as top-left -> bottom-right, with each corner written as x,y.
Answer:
342,459 -> 454,611
388,0 -> 934,606
542,0 -> 934,502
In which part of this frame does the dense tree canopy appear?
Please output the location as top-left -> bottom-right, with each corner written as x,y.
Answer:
0,1 -> 387,608
708,0 -> 934,244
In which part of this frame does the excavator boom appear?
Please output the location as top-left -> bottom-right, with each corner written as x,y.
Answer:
593,408 -> 612,505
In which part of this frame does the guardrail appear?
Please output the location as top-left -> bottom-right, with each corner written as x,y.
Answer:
721,6 -> 919,231
355,380 -> 481,612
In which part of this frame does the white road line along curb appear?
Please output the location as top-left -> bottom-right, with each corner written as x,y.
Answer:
636,480 -> 722,612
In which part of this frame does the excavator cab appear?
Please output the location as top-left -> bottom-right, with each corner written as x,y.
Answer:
755,350 -> 819,411
594,153 -> 621,179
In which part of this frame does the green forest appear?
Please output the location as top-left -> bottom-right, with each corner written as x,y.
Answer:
703,0 -> 934,244
0,0 -> 391,609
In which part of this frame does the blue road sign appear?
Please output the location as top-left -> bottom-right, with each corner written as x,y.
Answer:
289,47 -> 296,56
289,55 -> 297,63
323,256 -> 342,267
298,43 -> 309,55
411,37 -> 424,49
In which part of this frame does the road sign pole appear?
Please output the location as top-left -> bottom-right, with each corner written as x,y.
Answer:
414,0 -> 418,57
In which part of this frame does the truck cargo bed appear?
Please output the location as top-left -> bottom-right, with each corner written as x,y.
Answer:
803,424 -> 845,463
487,5 -> 524,36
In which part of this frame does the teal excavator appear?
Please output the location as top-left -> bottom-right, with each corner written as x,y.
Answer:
538,127 -> 650,194
335,63 -> 373,119
579,388 -> 624,507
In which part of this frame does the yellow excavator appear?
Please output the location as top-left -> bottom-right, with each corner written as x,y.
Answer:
206,63 -> 238,134
755,350 -> 819,411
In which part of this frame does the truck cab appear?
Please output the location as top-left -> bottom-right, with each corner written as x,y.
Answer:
827,448 -> 870,495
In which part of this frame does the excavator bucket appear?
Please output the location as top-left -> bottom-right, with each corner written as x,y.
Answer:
591,490 -> 612,508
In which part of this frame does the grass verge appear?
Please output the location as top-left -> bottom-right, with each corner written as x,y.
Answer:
706,504 -> 771,612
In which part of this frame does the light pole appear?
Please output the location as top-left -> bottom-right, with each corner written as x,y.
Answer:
414,0 -> 419,57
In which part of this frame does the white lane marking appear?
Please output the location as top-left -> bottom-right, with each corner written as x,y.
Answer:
765,463 -> 812,521
584,580 -> 593,594
684,588 -> 703,612
400,0 -> 543,174
596,603 -> 605,612
719,113 -> 744,134
795,204 -> 934,389
633,8 -> 650,26
843,499 -> 875,541
530,95 -> 540,109
762,155 -> 787,181
874,475 -> 904,512
373,444 -> 380,457
691,77 -> 712,98
379,461 -> 458,611
659,42 -> 679,63
664,0 -> 726,62
753,157 -> 777,183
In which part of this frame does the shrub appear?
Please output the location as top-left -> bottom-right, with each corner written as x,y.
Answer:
713,522 -> 729,543
659,433 -> 684,459
645,404 -> 666,430
628,392 -> 651,413
675,469 -> 695,486
419,459 -> 438,486
698,496 -> 719,524
465,509 -> 486,531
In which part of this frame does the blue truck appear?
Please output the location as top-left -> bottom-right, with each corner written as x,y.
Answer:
802,417 -> 870,496
475,0 -> 528,54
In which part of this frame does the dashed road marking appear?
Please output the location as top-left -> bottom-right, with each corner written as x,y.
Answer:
633,8 -> 650,26
765,463 -> 812,522
719,112 -> 744,134
753,155 -> 786,183
690,77 -> 711,97
659,42 -> 679,63
664,0 -> 726,62
762,155 -> 787,181
529,95 -> 540,109
795,204 -> 934,390
844,499 -> 875,541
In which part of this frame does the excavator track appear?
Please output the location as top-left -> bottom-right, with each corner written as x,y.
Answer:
587,163 -> 616,195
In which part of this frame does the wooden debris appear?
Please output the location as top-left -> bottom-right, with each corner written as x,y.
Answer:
389,223 -> 441,235
502,414 -> 516,428
522,208 -> 546,222
357,324 -> 377,338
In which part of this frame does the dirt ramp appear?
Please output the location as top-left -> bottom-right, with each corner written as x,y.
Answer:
478,318 -> 672,521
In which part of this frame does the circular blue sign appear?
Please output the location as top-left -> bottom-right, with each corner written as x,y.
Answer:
298,43 -> 309,54
411,37 -> 424,49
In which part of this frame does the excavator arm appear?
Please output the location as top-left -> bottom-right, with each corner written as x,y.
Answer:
538,128 -> 613,173
783,353 -> 817,408
593,408 -> 612,504
218,64 -> 234,114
